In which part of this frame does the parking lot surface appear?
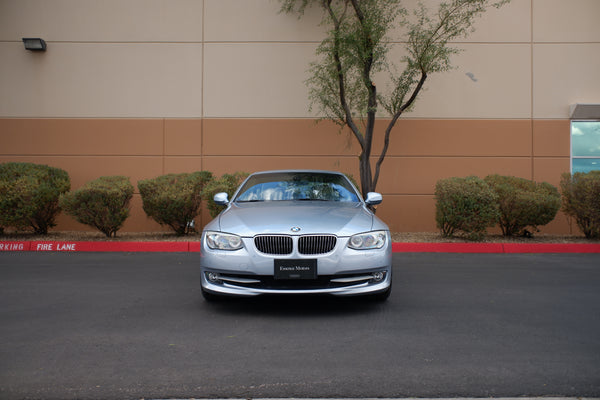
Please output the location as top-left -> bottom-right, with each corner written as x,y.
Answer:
1,252 -> 599,399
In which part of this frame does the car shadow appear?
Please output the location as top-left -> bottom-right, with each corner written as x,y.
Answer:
199,294 -> 389,317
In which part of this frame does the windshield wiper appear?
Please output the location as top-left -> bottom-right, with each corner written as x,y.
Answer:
294,198 -> 331,201
236,199 -> 265,203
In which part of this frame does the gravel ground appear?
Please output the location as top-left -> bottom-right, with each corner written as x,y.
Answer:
0,231 -> 199,242
392,232 -> 598,243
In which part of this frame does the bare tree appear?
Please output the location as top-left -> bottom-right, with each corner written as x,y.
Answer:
280,0 -> 510,198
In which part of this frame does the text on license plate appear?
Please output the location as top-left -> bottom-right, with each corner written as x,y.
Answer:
274,259 -> 317,280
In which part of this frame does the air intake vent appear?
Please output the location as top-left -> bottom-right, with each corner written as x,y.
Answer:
299,235 -> 337,255
254,235 -> 293,255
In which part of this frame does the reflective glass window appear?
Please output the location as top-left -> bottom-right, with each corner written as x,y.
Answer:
572,121 -> 600,173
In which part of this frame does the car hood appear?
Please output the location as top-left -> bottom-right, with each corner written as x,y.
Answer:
213,201 -> 377,237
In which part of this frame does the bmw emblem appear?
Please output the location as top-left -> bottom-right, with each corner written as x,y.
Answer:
291,226 -> 301,233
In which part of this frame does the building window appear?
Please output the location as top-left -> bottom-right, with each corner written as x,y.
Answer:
571,120 -> 600,173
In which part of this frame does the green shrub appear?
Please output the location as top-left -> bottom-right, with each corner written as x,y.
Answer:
0,174 -> 34,232
0,162 -> 70,234
560,171 -> 600,239
202,172 -> 249,218
435,176 -> 499,240
484,174 -> 561,236
60,176 -> 134,238
138,171 -> 212,235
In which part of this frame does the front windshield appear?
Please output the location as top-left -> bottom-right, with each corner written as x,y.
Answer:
235,172 -> 360,202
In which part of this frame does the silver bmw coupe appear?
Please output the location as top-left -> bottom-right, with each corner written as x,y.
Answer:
200,170 -> 392,301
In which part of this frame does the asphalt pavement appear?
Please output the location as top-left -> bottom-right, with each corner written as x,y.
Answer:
1,252 -> 599,399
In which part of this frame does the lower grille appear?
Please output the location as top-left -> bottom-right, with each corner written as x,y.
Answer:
217,273 -> 376,290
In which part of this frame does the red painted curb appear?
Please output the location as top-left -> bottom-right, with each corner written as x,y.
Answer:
22,241 -> 194,253
503,243 -> 600,253
0,242 -> 31,251
392,242 -> 600,253
1,240 -> 600,253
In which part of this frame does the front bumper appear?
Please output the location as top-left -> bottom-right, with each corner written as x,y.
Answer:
200,234 -> 392,297
200,268 -> 392,297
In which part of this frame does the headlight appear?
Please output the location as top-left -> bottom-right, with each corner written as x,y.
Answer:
348,231 -> 387,250
205,232 -> 243,251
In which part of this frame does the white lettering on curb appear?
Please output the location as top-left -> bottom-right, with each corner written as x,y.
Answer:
35,243 -> 77,251
0,243 -> 24,251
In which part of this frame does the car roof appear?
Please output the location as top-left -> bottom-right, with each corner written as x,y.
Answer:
249,169 -> 346,176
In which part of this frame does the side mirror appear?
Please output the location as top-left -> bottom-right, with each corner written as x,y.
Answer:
365,192 -> 383,206
213,192 -> 229,206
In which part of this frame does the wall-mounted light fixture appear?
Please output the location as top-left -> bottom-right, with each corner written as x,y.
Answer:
22,38 -> 47,51
571,104 -> 600,119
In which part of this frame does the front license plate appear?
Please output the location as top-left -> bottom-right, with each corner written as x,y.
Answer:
274,259 -> 317,280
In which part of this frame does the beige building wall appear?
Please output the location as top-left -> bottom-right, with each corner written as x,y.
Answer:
1,0 -> 598,234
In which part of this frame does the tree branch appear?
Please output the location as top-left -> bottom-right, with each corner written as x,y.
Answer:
324,0 -> 366,150
373,71 -> 427,189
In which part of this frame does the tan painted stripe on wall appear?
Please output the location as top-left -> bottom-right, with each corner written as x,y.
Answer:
373,119 -> 533,157
533,120 -> 570,158
0,119 -> 165,156
0,42 -> 204,118
203,119 -> 534,157
533,43 -> 600,119
0,118 -> 573,234
0,0 -> 204,42
3,0 -> 598,121
533,0 -> 600,43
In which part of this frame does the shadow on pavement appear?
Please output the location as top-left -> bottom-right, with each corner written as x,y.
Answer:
199,293 -> 389,317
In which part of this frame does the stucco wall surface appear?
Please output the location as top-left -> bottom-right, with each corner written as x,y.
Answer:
1,0 -> 598,234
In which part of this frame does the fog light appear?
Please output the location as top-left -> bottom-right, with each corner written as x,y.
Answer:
207,272 -> 221,283
372,271 -> 385,282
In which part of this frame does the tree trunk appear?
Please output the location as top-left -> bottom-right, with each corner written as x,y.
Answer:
359,153 -> 372,198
